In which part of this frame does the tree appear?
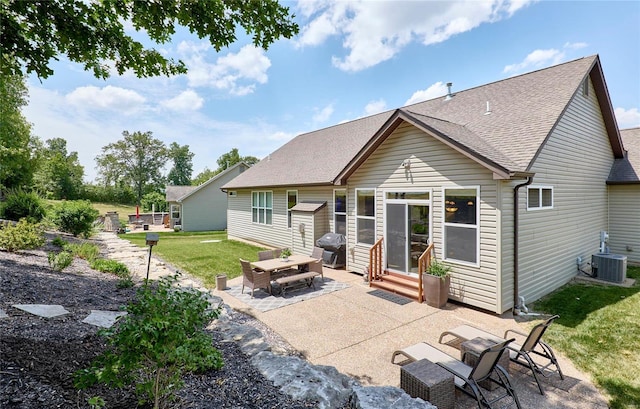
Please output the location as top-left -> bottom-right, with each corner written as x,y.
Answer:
191,148 -> 258,185
33,138 -> 84,199
167,142 -> 194,186
1,0 -> 299,80
96,131 -> 168,204
0,72 -> 39,190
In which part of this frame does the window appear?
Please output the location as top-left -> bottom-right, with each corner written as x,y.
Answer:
443,187 -> 479,265
582,78 -> 589,97
251,191 -> 273,225
334,189 -> 346,235
287,190 -> 297,229
356,189 -> 375,244
171,204 -> 180,221
527,186 -> 553,210
228,191 -> 237,197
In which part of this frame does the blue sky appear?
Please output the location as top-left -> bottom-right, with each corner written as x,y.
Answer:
22,0 -> 640,183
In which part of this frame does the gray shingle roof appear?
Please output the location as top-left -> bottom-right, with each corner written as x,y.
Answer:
224,55 -> 621,189
165,185 -> 197,202
608,127 -> 640,184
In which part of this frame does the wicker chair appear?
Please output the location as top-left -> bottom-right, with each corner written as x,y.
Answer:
240,258 -> 271,297
258,249 -> 277,261
307,246 -> 325,281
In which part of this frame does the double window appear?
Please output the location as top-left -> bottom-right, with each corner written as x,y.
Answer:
251,191 -> 272,225
334,189 -> 346,235
356,189 -> 375,244
527,186 -> 553,210
443,187 -> 479,265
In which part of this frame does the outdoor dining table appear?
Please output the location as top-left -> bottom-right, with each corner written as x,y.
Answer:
250,254 -> 319,274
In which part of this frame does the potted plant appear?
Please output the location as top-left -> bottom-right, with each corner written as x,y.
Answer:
423,259 -> 451,308
280,247 -> 292,261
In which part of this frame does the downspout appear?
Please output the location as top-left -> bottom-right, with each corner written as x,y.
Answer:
513,177 -> 533,314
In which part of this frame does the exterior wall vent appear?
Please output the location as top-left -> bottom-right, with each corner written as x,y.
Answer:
591,253 -> 627,283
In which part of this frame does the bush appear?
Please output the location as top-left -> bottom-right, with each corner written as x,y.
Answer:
48,251 -> 74,271
90,258 -> 130,277
1,189 -> 46,222
51,200 -> 100,238
141,191 -> 168,212
51,236 -> 68,247
75,274 -> 223,408
0,219 -> 45,252
66,242 -> 100,262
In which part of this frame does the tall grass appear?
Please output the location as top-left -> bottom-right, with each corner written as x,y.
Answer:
532,266 -> 640,409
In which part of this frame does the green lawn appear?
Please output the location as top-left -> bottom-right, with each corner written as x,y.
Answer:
122,231 -> 266,288
45,200 -> 137,217
532,265 -> 640,409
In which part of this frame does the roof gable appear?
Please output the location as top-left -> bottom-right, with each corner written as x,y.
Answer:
224,55 -> 622,189
165,185 -> 197,202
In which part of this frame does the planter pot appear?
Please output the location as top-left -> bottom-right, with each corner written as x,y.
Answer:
216,274 -> 227,291
422,274 -> 450,308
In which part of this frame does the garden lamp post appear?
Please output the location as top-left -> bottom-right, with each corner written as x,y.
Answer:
145,233 -> 159,285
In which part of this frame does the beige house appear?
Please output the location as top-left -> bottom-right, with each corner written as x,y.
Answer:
165,162 -> 249,231
222,55 -> 631,313
608,127 -> 640,264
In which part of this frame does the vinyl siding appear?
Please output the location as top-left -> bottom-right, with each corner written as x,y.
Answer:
347,122 -> 501,312
608,185 -> 640,264
227,186 -> 336,253
180,166 -> 245,232
516,77 -> 614,305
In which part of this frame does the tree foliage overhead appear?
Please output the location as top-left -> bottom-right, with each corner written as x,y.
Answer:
0,72 -> 39,190
96,131 -> 168,204
167,142 -> 194,186
1,0 -> 299,79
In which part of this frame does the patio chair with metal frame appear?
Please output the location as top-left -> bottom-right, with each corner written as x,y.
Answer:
438,315 -> 564,395
240,258 -> 271,297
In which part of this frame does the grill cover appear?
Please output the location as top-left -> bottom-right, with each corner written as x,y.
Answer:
316,233 -> 346,268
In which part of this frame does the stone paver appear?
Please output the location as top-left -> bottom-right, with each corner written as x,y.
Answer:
82,310 -> 128,328
12,304 -> 70,318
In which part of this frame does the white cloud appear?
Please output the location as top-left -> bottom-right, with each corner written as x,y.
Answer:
66,85 -> 146,113
297,0 -> 535,72
615,107 -> 640,129
364,99 -> 387,115
503,49 -> 566,74
160,89 -> 204,111
564,41 -> 588,50
313,103 -> 334,123
405,82 -> 449,106
180,42 -> 271,95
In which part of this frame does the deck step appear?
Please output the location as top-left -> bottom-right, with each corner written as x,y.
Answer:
370,273 -> 422,302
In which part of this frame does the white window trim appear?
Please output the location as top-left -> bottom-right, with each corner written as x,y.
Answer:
355,188 -> 376,246
442,186 -> 480,267
286,190 -> 298,229
333,189 -> 347,234
527,185 -> 554,210
251,191 -> 273,225
170,204 -> 181,220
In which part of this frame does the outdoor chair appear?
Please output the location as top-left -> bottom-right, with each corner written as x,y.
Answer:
438,315 -> 564,395
258,249 -> 277,261
306,246 -> 325,281
392,339 -> 521,409
239,258 -> 271,297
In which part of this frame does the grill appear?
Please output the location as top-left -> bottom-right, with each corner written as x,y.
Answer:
316,233 -> 346,269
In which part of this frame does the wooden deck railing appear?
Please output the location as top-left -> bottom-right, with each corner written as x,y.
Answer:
368,237 -> 384,282
417,242 -> 434,302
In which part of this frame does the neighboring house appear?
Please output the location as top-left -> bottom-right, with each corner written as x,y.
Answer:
166,162 -> 249,231
608,127 -> 640,264
222,55 -> 629,314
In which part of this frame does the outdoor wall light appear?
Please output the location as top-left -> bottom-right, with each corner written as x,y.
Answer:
402,159 -> 411,169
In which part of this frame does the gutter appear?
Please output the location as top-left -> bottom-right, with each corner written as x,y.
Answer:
513,176 -> 533,314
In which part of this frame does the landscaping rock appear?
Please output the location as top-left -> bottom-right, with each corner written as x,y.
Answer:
347,385 -> 437,409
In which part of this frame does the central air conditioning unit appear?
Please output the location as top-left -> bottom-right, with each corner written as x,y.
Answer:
591,253 -> 627,283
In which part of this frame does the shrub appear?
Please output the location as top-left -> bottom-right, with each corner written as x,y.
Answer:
51,200 -> 99,238
75,274 -> 223,409
90,258 -> 130,277
66,242 -> 100,262
48,251 -> 74,271
0,219 -> 45,252
141,191 -> 168,212
1,189 -> 46,222
51,236 -> 68,247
